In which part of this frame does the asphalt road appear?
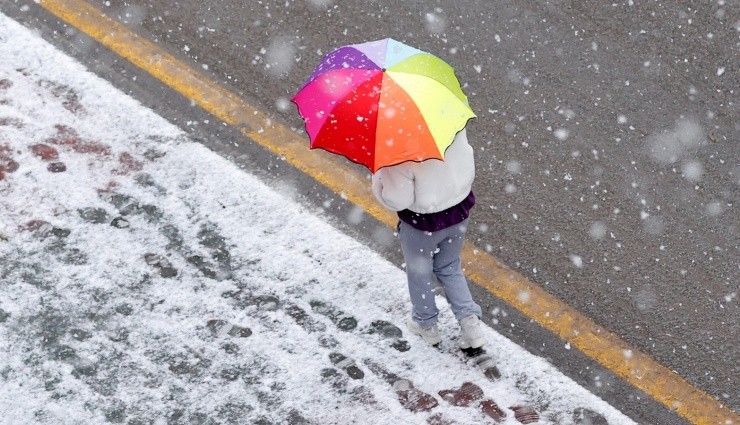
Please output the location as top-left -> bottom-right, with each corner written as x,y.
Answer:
4,0 -> 737,421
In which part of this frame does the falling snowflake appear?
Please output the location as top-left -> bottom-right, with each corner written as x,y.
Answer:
554,128 -> 569,140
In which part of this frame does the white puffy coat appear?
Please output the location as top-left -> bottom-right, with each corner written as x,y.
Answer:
371,129 -> 475,214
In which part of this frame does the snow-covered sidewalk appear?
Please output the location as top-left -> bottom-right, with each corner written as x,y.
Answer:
0,13 -> 634,425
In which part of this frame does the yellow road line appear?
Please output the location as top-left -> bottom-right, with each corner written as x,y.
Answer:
34,0 -> 738,423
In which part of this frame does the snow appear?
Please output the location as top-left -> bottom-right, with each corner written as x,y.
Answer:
424,11 -> 446,35
644,117 -> 706,165
264,36 -> 296,77
0,12 -> 637,425
589,222 -> 607,241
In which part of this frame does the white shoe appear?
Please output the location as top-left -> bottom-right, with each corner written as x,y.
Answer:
459,315 -> 486,349
406,316 -> 442,346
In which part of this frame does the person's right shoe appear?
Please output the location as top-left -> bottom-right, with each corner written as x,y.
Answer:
406,316 -> 442,346
459,315 -> 486,349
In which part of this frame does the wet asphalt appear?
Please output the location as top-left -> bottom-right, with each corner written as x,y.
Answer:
3,0 -> 737,423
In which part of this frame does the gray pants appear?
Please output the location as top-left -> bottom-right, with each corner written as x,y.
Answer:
398,219 -> 482,329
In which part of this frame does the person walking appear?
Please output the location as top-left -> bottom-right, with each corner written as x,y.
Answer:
371,128 -> 486,350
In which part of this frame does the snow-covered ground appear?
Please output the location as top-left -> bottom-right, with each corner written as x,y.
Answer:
0,13 -> 635,425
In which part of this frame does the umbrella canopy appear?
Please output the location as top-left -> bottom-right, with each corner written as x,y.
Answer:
292,38 -> 476,173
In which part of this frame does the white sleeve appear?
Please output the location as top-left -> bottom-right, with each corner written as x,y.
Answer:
371,166 -> 414,212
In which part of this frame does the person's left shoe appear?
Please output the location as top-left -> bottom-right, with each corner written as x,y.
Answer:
458,315 -> 486,349
406,316 -> 442,346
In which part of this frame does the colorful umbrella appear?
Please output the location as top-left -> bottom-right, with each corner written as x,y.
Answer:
292,38 -> 475,173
